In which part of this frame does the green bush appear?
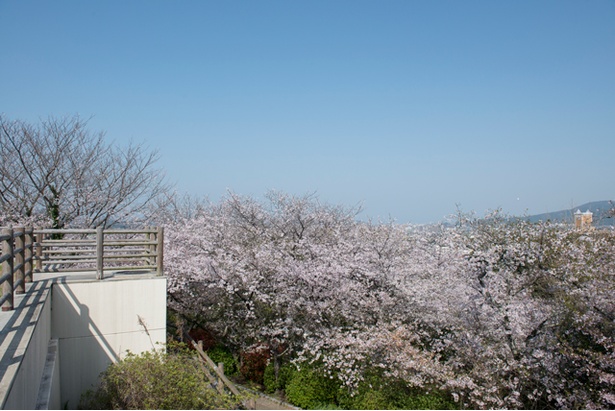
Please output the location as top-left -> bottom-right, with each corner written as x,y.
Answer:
207,345 -> 239,377
337,373 -> 457,410
263,362 -> 277,393
336,386 -> 392,410
285,365 -> 340,409
400,391 -> 457,410
263,362 -> 296,393
79,347 -> 238,410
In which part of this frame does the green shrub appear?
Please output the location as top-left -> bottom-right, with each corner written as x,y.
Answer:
337,372 -> 457,410
341,388 -> 392,410
79,348 -> 238,410
285,366 -> 340,409
400,391 -> 457,410
207,345 -> 239,377
264,362 -> 296,393
263,362 -> 277,393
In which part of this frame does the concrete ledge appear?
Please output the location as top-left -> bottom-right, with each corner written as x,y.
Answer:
35,339 -> 60,410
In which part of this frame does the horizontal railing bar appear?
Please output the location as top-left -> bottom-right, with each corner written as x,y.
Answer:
34,229 -> 96,234
41,249 -> 96,255
41,246 -> 94,249
103,252 -> 153,256
103,228 -> 156,234
35,264 -> 157,272
103,241 -> 158,247
39,241 -> 157,247
39,259 -> 98,265
0,254 -> 11,264
103,255 -> 153,262
40,250 -> 152,256
42,256 -> 97,262
104,264 -> 157,270
39,259 -> 153,266
34,229 -> 157,235
34,255 -> 100,261
0,234 -> 11,241
40,240 -> 96,246
36,266 -> 97,273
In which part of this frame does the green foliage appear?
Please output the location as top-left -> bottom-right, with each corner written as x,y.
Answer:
207,345 -> 239,377
400,391 -> 457,410
341,387 -> 456,410
263,362 -> 276,393
285,365 -> 340,409
337,373 -> 457,410
263,362 -> 296,393
79,347 -> 238,410
278,362 -> 457,410
338,388 -> 392,410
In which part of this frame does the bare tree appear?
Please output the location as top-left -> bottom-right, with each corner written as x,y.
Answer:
0,114 -> 171,228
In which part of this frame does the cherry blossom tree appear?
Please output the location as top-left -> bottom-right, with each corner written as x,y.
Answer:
163,192 -> 614,409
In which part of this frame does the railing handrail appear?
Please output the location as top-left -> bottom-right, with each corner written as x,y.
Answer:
0,226 -> 164,311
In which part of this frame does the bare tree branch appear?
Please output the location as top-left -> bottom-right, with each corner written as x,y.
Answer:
0,114 -> 172,228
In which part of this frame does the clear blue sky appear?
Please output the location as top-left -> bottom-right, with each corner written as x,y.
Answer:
1,0 -> 614,223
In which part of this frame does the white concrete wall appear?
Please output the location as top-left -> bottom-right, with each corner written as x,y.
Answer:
0,281 -> 52,410
51,276 -> 167,409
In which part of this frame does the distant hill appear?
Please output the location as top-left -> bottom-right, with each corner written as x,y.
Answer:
524,201 -> 614,227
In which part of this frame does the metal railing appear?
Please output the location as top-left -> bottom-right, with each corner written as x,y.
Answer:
0,227 -> 34,311
0,226 -> 164,311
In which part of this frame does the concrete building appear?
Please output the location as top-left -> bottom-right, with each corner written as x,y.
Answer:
574,209 -> 593,230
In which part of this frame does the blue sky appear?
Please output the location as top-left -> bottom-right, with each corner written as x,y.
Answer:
1,0 -> 614,224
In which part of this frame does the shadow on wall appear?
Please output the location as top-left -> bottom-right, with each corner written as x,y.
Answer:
51,280 -> 119,409
50,276 -> 166,410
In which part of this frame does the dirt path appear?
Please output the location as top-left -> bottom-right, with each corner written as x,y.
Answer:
251,395 -> 296,410
238,385 -> 298,410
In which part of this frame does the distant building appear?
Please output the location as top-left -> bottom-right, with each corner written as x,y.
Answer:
574,209 -> 593,229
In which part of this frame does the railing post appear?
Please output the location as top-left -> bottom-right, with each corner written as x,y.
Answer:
14,226 -> 25,294
96,226 -> 104,280
144,227 -> 150,266
35,232 -> 43,272
156,226 -> 164,276
146,226 -> 155,267
24,228 -> 33,283
2,227 -> 14,311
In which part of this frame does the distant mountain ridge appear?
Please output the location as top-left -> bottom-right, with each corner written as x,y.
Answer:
524,201 -> 614,226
